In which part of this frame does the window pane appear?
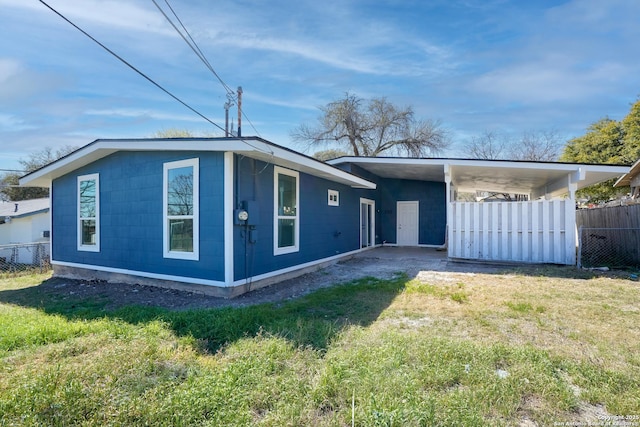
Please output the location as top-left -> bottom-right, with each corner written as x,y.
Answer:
81,219 -> 96,245
167,166 -> 193,216
278,219 -> 295,248
278,174 -> 296,216
79,179 -> 96,218
169,218 -> 193,252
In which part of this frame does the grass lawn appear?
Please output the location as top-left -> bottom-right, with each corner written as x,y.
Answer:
1,267 -> 639,426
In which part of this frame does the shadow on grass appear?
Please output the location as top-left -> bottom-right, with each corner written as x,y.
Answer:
446,260 -> 640,281
0,274 -> 409,353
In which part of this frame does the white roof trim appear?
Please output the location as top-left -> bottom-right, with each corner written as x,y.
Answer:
19,138 -> 376,190
614,159 -> 639,187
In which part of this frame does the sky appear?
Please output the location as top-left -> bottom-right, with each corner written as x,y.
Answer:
1,0 -> 639,172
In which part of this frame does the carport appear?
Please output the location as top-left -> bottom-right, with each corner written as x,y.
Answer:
330,157 -> 628,265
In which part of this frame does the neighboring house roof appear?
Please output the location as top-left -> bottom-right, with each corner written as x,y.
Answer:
0,198 -> 50,220
613,159 -> 640,187
330,157 -> 628,198
19,137 -> 376,190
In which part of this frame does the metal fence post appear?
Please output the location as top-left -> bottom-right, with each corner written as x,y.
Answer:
0,242 -> 52,275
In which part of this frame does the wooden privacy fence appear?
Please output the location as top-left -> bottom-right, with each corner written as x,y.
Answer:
576,203 -> 640,229
576,204 -> 640,268
449,200 -> 576,265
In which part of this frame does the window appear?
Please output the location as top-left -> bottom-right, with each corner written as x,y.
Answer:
274,166 -> 299,255
163,158 -> 199,260
78,173 -> 100,251
328,189 -> 339,206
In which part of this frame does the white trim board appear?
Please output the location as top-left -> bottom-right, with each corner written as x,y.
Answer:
232,246 -> 378,287
51,260 -> 227,287
224,152 -> 234,285
51,246 -> 380,291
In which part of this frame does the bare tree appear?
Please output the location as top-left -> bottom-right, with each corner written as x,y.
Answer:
508,130 -> 562,161
312,149 -> 350,162
463,130 -> 562,162
1,145 -> 78,201
462,130 -> 507,160
292,92 -> 450,157
151,128 -> 221,138
167,174 -> 194,216
463,130 -> 561,201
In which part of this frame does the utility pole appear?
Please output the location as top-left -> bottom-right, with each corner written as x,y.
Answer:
237,86 -> 243,137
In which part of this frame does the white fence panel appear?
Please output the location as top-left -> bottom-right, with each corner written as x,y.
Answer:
449,200 -> 576,265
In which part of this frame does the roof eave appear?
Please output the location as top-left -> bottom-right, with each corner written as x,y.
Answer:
19,138 -> 376,190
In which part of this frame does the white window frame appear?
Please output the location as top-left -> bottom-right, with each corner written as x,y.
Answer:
274,166 -> 300,255
163,158 -> 199,260
328,189 -> 340,206
77,173 -> 100,252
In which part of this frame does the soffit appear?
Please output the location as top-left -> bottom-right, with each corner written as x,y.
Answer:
331,158 -> 628,196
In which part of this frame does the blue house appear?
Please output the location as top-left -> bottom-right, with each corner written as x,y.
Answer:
20,137 -> 627,297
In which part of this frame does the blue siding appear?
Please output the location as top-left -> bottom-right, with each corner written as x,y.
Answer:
379,178 -> 446,245
52,151 -> 226,282
233,157 -> 373,281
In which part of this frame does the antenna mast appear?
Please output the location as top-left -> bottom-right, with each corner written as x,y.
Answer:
224,93 -> 235,137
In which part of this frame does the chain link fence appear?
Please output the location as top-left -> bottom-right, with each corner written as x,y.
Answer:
577,227 -> 640,269
0,242 -> 51,274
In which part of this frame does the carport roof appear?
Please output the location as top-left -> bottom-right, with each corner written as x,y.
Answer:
329,157 -> 629,197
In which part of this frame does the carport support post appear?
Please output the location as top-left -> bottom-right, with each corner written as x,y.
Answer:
444,164 -> 452,253
568,180 -> 578,265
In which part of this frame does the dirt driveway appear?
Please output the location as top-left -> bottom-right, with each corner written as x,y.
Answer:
41,247 -> 517,311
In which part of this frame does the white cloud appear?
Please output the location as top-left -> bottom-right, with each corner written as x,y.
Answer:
470,60 -> 629,103
191,1 -> 454,78
244,93 -> 318,111
0,113 -> 33,131
84,108 -> 207,123
462,0 -> 640,107
0,0 -> 173,36
0,58 -> 66,105
0,58 -> 21,82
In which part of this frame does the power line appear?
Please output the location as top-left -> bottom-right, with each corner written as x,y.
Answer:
154,0 -> 235,96
38,0 -> 227,134
39,0 -> 273,159
242,111 -> 262,138
152,0 -> 264,139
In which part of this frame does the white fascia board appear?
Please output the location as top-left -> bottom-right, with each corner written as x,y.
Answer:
614,160 -> 638,187
20,138 -> 376,190
20,147 -> 115,187
615,165 -> 639,187
330,157 -> 446,167
334,157 -> 625,173
10,209 -> 49,219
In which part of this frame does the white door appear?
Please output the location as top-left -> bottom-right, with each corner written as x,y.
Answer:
397,201 -> 419,246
